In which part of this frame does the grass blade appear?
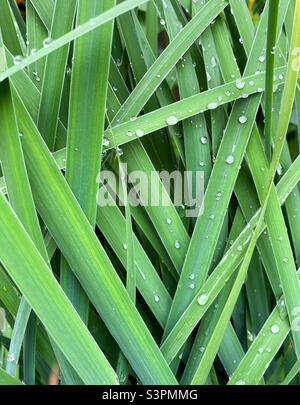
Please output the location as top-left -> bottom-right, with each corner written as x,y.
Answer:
264,0 -> 280,161
0,0 -> 150,83
37,0 -> 76,150
11,86 -> 178,385
0,367 -> 23,385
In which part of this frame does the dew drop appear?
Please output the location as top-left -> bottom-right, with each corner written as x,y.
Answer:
247,331 -> 254,342
236,79 -> 245,89
166,116 -> 178,126
136,128 -> 144,137
8,353 -> 15,363
102,138 -> 110,147
197,294 -> 208,305
226,155 -> 235,165
43,37 -> 53,48
239,115 -> 247,124
271,324 -> 280,334
13,55 -> 22,65
207,102 -> 218,110
174,240 -> 181,249
277,163 -> 283,175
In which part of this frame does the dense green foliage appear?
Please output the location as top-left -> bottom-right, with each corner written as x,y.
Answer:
0,0 -> 299,386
